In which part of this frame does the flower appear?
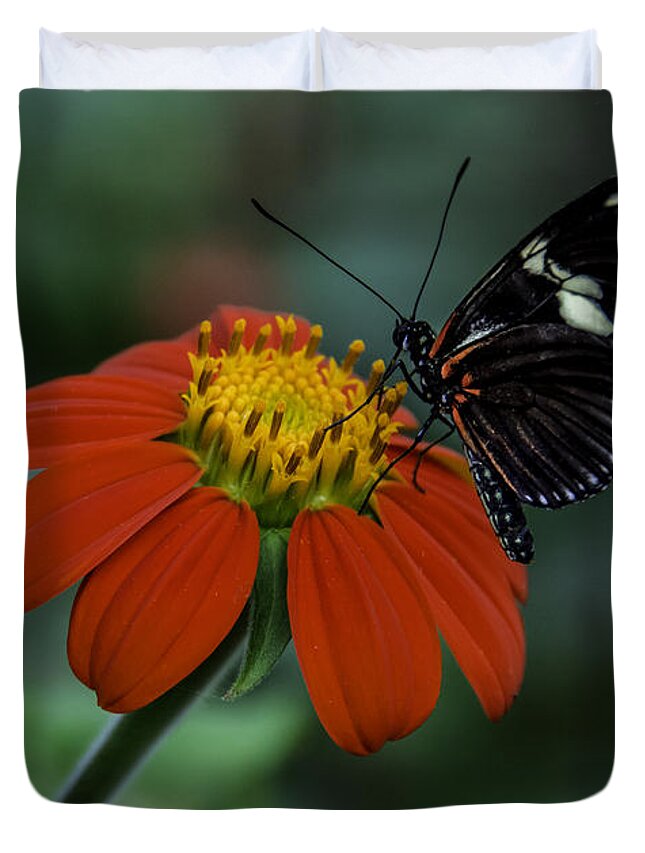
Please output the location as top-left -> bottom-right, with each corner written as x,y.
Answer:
24,305 -> 527,755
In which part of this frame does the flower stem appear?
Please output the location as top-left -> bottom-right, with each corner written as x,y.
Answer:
57,618 -> 247,804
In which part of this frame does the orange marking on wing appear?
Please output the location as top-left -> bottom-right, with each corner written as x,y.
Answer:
440,343 -> 479,379
453,370 -> 482,397
452,403 -> 518,493
428,320 -> 452,358
450,404 -> 474,449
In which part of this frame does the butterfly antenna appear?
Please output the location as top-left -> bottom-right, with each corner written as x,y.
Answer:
411,157 -> 471,320
252,198 -> 405,321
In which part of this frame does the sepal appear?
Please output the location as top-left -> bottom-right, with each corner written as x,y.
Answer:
225,528 -> 291,700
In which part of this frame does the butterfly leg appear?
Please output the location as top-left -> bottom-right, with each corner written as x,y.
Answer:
397,369 -> 426,403
385,360 -> 454,491
324,349 -> 404,433
359,412 -> 453,514
411,416 -> 456,492
376,348 -> 407,406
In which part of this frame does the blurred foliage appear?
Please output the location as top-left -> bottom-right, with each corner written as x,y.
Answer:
19,89 -> 614,808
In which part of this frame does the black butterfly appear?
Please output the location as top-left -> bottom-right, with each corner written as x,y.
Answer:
252,162 -> 616,563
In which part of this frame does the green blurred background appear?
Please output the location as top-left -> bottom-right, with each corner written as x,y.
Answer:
19,89 -> 615,808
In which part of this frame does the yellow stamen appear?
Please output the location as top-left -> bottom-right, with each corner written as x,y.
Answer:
336,447 -> 357,483
241,448 -> 258,479
179,313 -> 407,526
278,315 -> 297,356
370,412 -> 390,447
330,413 -> 344,444
305,325 -> 323,359
199,404 -> 216,431
379,387 -> 400,416
218,420 -> 234,461
197,358 -> 217,396
244,400 -> 265,437
252,323 -> 272,355
269,401 -> 286,440
369,438 -> 387,465
228,319 -> 246,356
342,339 -> 365,373
366,359 -> 386,396
198,320 -> 212,358
286,449 -> 304,476
308,426 -> 325,459
394,381 -> 408,406
201,410 -> 225,448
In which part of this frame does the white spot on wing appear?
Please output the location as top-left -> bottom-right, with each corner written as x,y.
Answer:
523,248 -> 547,277
546,260 -> 571,282
520,229 -> 613,336
604,193 -> 618,208
521,234 -> 548,260
556,291 -> 613,336
561,275 -> 603,299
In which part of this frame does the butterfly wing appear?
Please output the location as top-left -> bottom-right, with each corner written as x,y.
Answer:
430,177 -> 617,359
426,178 -> 616,561
443,323 -> 613,509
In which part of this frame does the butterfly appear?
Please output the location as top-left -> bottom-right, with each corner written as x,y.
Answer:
252,161 -> 617,563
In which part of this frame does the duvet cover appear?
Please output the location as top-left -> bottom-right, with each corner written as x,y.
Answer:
18,89 -> 616,808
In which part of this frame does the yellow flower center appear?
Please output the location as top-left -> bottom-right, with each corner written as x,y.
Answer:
178,315 -> 407,527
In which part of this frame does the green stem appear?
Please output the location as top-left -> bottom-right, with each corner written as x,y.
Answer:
57,618 -> 247,804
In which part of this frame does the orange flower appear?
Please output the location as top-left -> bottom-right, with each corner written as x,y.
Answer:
24,305 -> 527,755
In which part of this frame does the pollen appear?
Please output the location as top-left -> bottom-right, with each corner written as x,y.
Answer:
179,314 -> 407,527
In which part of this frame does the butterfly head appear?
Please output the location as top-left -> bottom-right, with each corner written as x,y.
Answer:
393,318 -> 436,362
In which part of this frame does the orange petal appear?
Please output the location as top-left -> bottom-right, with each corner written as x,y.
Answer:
177,304 -> 312,352
376,482 -> 526,720
385,436 -> 529,600
68,488 -> 259,712
288,505 -> 441,755
505,562 -> 529,605
391,405 -> 418,430
25,443 -> 202,611
94,340 -> 190,392
387,434 -> 473,484
27,374 -> 186,468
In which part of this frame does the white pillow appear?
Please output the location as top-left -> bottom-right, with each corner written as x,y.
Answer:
321,30 -> 599,90
40,29 -> 316,90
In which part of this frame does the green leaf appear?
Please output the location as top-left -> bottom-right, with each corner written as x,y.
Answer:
224,528 -> 291,700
